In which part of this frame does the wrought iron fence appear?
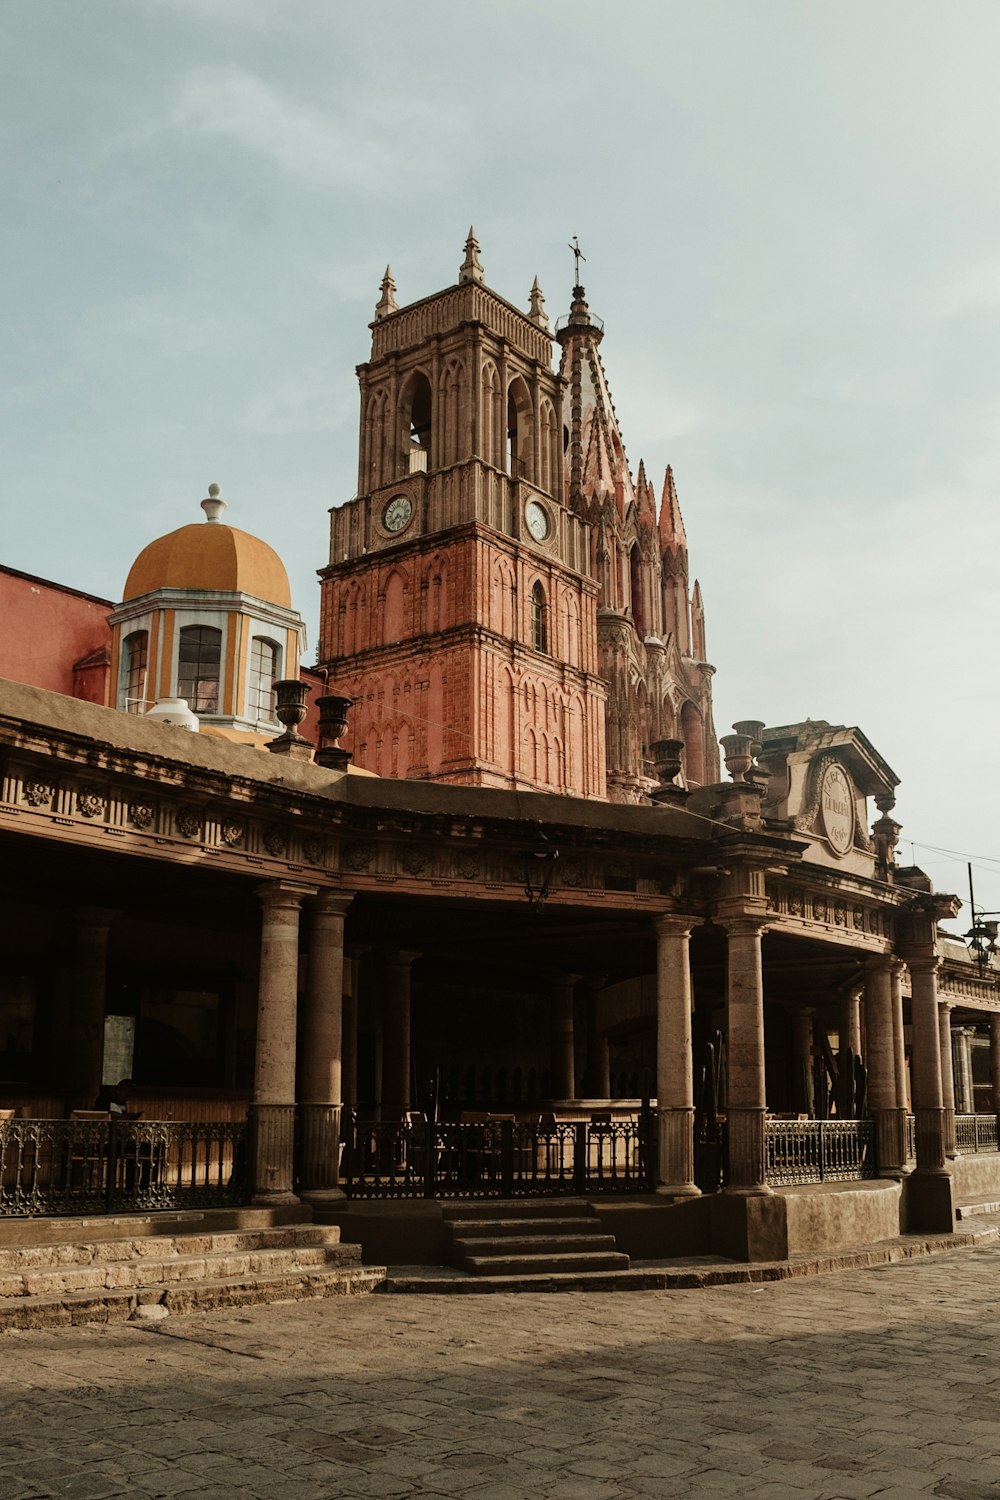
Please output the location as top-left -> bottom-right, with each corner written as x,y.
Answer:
0,1118 -> 248,1217
765,1119 -> 876,1187
343,1115 -> 652,1199
954,1113 -> 1000,1154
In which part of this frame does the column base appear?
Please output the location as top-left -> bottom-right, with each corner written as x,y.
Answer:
249,1103 -> 297,1203
298,1187 -> 347,1206
655,1182 -> 702,1199
252,1190 -> 300,1207
722,1183 -> 773,1197
904,1168 -> 955,1233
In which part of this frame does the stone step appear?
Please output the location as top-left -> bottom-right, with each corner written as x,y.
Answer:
0,1241 -> 361,1299
0,1206 -> 305,1249
446,1216 -> 597,1239
0,1222 -> 343,1273
955,1200 -> 1000,1219
439,1198 -> 594,1222
460,1250 -> 630,1276
453,1234 -> 618,1260
0,1263 -> 387,1331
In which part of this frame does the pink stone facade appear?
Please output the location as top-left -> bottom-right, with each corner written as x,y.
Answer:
318,237 -> 718,801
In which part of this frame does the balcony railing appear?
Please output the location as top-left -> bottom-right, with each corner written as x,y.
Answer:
765,1120 -> 876,1187
0,1118 -> 249,1217
344,1115 -> 653,1199
954,1113 -> 1000,1154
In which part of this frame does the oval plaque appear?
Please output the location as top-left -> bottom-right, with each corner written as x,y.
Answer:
820,763 -> 854,856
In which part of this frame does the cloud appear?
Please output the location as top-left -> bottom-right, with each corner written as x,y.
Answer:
928,256 -> 1000,320
168,65 -> 397,188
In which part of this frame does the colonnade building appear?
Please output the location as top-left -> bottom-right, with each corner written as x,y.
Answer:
1,235 -> 998,1272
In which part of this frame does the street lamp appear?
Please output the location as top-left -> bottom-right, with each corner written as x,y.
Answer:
965,862 -> 1000,973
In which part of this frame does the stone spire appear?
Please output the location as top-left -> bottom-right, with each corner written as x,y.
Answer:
458,226 -> 485,285
636,460 -> 656,523
374,265 -> 399,321
658,465 -> 687,550
527,275 -> 550,330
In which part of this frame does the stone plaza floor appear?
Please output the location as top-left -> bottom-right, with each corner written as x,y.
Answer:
3,1244 -> 1000,1500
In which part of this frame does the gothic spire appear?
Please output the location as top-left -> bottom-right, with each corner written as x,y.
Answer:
527,275 -> 550,330
658,465 -> 687,550
374,265 -> 399,321
458,226 -> 485,285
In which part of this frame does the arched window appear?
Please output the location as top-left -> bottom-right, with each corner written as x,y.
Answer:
122,630 -> 148,714
530,581 -> 548,654
506,376 -> 533,480
629,545 -> 645,637
177,625 -> 222,715
400,370 -> 433,475
248,637 -> 280,722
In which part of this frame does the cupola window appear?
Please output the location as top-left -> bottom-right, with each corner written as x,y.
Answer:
177,625 -> 222,715
248,637 -> 280,722
122,630 -> 149,714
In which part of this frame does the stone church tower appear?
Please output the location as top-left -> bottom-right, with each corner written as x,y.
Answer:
556,282 -> 719,800
317,233 -> 718,800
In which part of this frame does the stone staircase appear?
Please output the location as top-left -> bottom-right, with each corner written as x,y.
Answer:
0,1209 -> 385,1330
443,1199 -> 630,1278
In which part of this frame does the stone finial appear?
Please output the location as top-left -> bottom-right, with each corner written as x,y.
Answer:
201,484 -> 227,524
374,265 -> 399,321
266,679 -> 314,759
527,275 -> 550,330
458,226 -> 485,285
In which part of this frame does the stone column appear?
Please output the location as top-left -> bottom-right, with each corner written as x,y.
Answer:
952,1028 -> 974,1115
720,917 -> 771,1194
550,975 -> 578,1100
864,956 -> 905,1177
790,1008 -> 814,1117
938,1001 -> 958,1157
341,949 -> 362,1115
908,958 -> 948,1173
251,882 -> 313,1205
991,1017 -> 1000,1113
299,894 -> 353,1204
839,989 -> 863,1060
890,961 -> 910,1117
584,976 -> 610,1098
69,909 -> 117,1110
383,950 -> 418,1114
654,916 -> 700,1197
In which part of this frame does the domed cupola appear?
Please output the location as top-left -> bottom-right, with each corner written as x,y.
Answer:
108,486 -> 305,742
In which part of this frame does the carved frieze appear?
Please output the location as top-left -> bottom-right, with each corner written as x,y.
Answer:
220,821 -> 244,848
76,788 -> 106,819
22,781 -> 53,808
302,835 -> 324,866
176,808 -> 202,840
343,841 -> 372,871
129,803 -> 154,831
400,846 -> 429,877
262,826 -> 286,858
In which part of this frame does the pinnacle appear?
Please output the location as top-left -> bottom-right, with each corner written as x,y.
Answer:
459,226 -> 485,285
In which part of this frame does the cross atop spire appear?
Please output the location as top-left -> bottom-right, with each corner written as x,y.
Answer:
374,265 -> 399,321
459,226 -> 485,285
568,234 -> 586,292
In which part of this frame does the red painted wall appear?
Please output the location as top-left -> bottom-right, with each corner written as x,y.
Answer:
0,567 -> 112,703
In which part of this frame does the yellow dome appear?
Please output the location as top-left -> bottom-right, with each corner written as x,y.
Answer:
123,497 -> 291,608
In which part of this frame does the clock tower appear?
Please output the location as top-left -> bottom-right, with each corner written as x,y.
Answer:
317,231 -> 608,795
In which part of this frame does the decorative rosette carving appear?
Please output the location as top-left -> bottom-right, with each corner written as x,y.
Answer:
76,789 -> 105,819
220,821 -> 244,847
129,803 -> 154,831
176,807 -> 202,840
262,826 -> 286,857
22,782 -> 53,808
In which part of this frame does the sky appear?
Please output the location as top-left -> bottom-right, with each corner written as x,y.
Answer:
3,0 -> 999,930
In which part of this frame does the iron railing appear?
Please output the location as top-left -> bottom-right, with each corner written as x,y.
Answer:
0,1118 -> 248,1217
954,1113 -> 1000,1154
765,1120 -> 876,1187
344,1115 -> 653,1199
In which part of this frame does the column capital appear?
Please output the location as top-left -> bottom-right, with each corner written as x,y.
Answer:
385,948 -> 421,966
257,879 -> 319,912
938,998 -> 955,1017
905,954 -> 941,979
865,953 -> 895,977
653,913 -> 698,940
714,910 -> 771,939
310,891 -> 354,918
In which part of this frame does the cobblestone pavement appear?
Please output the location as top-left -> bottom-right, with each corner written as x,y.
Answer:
3,1245 -> 1000,1500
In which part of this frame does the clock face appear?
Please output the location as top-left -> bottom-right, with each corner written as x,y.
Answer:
383,494 -> 413,534
525,500 -> 550,542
